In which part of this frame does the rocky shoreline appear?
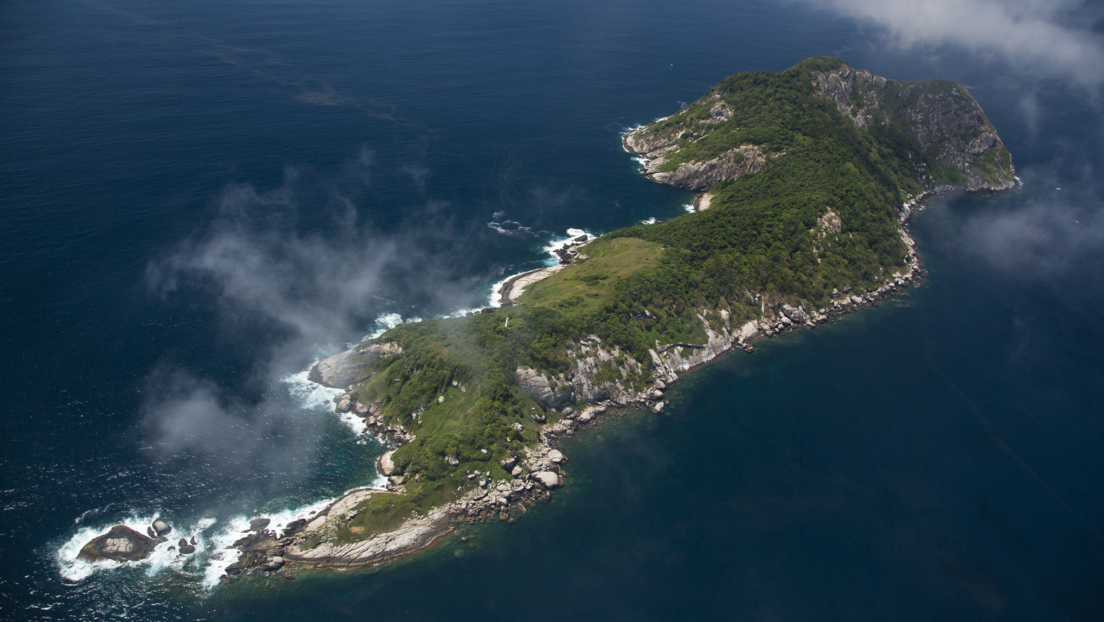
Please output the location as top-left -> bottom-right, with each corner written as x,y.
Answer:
201,220 -> 931,581
75,186 -> 946,584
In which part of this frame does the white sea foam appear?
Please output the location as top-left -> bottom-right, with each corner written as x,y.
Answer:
541,228 -> 595,266
631,156 -> 648,167
488,228 -> 597,308
642,217 -> 657,225
683,202 -> 696,213
282,368 -> 342,412
366,312 -> 414,340
488,274 -> 514,308
57,512 -> 217,583
200,498 -> 334,591
619,123 -> 644,137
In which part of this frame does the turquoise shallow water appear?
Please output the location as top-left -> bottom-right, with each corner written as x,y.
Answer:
1,0 -> 1102,620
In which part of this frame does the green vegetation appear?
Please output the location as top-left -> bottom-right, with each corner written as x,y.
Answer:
332,58 -> 1010,532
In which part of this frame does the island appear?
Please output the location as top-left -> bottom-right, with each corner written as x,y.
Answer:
82,57 -> 1016,578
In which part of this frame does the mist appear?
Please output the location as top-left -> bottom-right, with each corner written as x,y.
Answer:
933,168 -> 1104,281
139,150 -> 488,494
797,0 -> 1104,90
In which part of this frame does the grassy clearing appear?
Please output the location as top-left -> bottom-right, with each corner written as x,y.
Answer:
521,237 -> 664,316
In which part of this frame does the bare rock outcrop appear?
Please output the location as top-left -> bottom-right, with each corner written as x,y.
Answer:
78,526 -> 157,563
811,65 -> 1015,191
309,342 -> 403,389
515,367 -> 574,407
625,142 -> 767,193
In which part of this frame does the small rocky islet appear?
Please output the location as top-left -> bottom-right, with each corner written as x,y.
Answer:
80,56 -> 1016,582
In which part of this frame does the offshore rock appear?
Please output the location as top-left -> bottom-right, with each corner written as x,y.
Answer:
78,526 -> 157,563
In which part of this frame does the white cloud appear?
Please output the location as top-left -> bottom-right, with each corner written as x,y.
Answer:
803,0 -> 1104,88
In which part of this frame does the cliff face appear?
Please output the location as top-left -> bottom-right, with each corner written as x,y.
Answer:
811,67 -> 1015,191
624,60 -> 1015,194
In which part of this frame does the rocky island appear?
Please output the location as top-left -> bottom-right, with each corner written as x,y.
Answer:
83,57 -> 1016,579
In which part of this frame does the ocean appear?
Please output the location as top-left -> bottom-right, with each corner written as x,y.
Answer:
1,0 -> 1102,620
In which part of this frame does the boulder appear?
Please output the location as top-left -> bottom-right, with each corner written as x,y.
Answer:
500,456 -> 517,471
152,519 -> 171,536
653,402 -> 665,413
533,471 -> 561,489
446,455 -> 460,467
335,399 -> 351,413
354,402 -> 369,416
511,465 -> 523,478
264,556 -> 285,571
78,525 -> 157,562
548,450 -> 566,464
249,518 -> 271,531
377,450 -> 396,476
308,348 -> 377,388
179,544 -> 196,555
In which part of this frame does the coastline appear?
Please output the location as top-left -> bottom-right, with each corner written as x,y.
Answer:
75,60 -> 1022,588
219,134 -> 972,579
496,265 -> 564,306
240,216 -> 931,578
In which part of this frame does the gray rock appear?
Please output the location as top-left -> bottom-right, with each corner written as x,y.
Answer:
249,518 -> 271,531
335,399 -> 351,413
179,544 -> 196,555
511,465 -> 523,478
515,367 -> 572,407
653,402 -> 665,413
152,519 -> 171,536
500,456 -> 517,471
446,455 -> 460,467
533,471 -> 561,489
377,450 -> 396,476
548,449 -> 566,463
309,348 -> 376,388
264,556 -> 285,571
78,525 -> 157,562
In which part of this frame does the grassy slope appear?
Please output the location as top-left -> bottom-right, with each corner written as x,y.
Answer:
330,57 -> 997,538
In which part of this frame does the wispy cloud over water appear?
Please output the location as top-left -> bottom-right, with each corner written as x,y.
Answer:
140,154 -> 484,486
798,0 -> 1104,89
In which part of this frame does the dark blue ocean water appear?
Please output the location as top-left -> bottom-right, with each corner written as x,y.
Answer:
2,0 -> 1103,620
